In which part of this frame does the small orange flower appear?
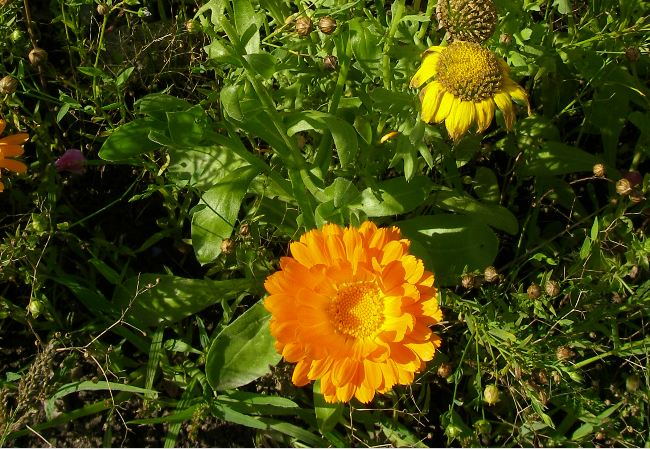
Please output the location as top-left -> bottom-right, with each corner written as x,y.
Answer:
264,222 -> 442,404
0,119 -> 28,192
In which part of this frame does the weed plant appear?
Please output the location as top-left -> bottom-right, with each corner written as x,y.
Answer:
1,0 -> 649,447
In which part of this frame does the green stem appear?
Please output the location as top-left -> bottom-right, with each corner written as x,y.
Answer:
382,0 -> 405,89
416,0 -> 436,41
92,14 -> 109,99
571,335 -> 650,370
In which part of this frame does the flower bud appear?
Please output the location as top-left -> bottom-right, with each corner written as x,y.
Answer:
185,19 -> 201,34
623,170 -> 643,187
318,16 -> 337,34
462,273 -> 475,289
97,3 -> 110,15
625,46 -> 641,62
10,29 -> 24,43
29,47 -> 48,66
220,238 -> 236,255
484,384 -> 500,405
28,299 -> 44,318
629,188 -> 646,203
484,266 -> 498,283
616,178 -> 632,195
552,371 -> 561,384
545,280 -> 560,297
527,283 -> 541,299
474,419 -> 491,435
295,17 -> 313,36
626,374 -> 640,392
0,75 -> 18,95
593,163 -> 606,177
323,55 -> 338,71
437,362 -> 453,379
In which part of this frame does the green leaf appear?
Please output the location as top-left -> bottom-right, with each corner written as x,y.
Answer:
206,299 -> 281,391
521,141 -> 605,176
285,111 -> 359,167
349,176 -> 433,217
204,39 -> 241,66
191,165 -> 261,264
137,93 -> 194,116
243,54 -> 276,79
395,215 -> 499,285
349,18 -> 382,78
167,104 -> 208,147
115,67 -> 135,87
324,178 -> 361,209
98,117 -> 167,161
113,274 -> 257,326
46,381 -> 157,420
166,145 -> 247,191
473,167 -> 500,203
77,66 -> 109,78
433,189 -> 519,235
233,0 -> 260,54
314,380 -> 344,433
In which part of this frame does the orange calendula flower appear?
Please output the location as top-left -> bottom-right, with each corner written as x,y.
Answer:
410,41 -> 531,141
0,119 -> 28,192
264,222 -> 443,404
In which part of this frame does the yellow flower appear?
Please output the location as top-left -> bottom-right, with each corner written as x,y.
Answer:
264,222 -> 442,404
410,41 -> 531,141
0,119 -> 28,192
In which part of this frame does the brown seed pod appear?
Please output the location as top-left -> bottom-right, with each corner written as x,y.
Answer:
593,163 -> 606,177
323,55 -> 338,71
616,178 -> 632,195
625,46 -> 641,62
484,266 -> 498,283
239,223 -> 250,236
97,3 -> 110,15
545,280 -> 560,297
318,16 -> 337,34
527,283 -> 541,299
295,16 -> 313,36
0,75 -> 18,95
556,345 -> 575,361
220,238 -> 236,255
629,188 -> 646,203
499,33 -> 512,44
437,362 -> 453,378
462,273 -> 475,289
29,47 -> 48,66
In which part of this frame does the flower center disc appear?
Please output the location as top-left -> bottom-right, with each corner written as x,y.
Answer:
332,282 -> 385,339
436,41 -> 503,102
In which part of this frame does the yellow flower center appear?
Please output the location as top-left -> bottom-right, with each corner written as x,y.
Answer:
331,282 -> 385,339
435,41 -> 502,102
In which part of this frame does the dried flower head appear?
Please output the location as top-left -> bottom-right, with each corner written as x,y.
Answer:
616,178 -> 632,195
318,16 -> 337,34
220,238 -> 236,255
323,55 -> 338,71
436,0 -> 498,43
593,163 -> 606,177
295,17 -> 313,36
527,283 -> 541,299
0,76 -> 18,95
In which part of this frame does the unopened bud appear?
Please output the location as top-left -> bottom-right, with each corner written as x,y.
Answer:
552,371 -> 561,384
220,238 -> 236,255
28,299 -> 44,318
29,48 -> 48,66
295,16 -> 313,36
593,163 -> 606,177
462,273 -> 475,289
556,345 -> 574,361
545,280 -> 560,297
616,178 -> 632,195
185,19 -> 201,34
629,189 -> 645,203
527,283 -> 541,299
318,16 -> 337,34
484,266 -> 498,283
484,384 -> 500,405
625,46 -> 641,62
323,55 -> 338,71
239,223 -> 250,236
474,419 -> 491,435
0,75 -> 18,95
623,169 -> 643,186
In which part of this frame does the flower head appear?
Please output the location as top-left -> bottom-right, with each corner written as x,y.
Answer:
436,0 -> 498,43
264,222 -> 442,404
410,41 -> 531,140
0,119 -> 29,192
55,149 -> 85,174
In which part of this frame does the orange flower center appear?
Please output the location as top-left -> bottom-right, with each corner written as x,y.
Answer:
331,282 -> 385,339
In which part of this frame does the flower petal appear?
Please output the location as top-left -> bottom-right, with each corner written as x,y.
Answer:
410,53 -> 440,88
494,92 -> 515,131
446,99 -> 476,141
0,159 -> 27,173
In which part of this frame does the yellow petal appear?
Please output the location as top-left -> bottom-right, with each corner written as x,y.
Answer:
475,99 -> 496,133
502,78 -> 532,115
0,119 -> 5,135
446,100 -> 475,141
410,53 -> 440,88
431,91 -> 455,124
494,92 -> 515,131
420,81 -> 444,123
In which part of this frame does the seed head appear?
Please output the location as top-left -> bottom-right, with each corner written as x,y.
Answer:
220,238 -> 236,255
462,273 -> 475,289
97,3 -> 110,15
437,362 -> 453,379
436,0 -> 498,43
616,178 -> 632,195
626,374 -> 641,392
499,33 -> 512,44
545,280 -> 560,297
239,223 -> 250,236
556,345 -> 574,361
295,17 -> 313,36
323,55 -> 338,71
593,163 -> 606,177
625,46 -> 641,62
629,189 -> 646,203
29,48 -> 48,67
484,266 -> 498,283
527,283 -> 541,299
318,16 -> 337,34
0,75 -> 18,95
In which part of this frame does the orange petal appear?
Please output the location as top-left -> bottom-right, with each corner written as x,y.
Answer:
292,359 -> 312,386
0,133 -> 29,145
0,159 -> 27,173
0,144 -> 25,157
308,357 -> 334,380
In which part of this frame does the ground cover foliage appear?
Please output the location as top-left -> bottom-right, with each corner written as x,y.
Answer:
0,0 -> 649,447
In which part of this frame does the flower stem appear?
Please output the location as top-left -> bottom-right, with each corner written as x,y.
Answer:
382,0 -> 405,89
